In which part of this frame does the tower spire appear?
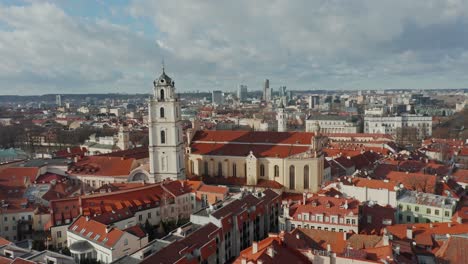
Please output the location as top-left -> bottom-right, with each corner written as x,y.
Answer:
162,58 -> 165,73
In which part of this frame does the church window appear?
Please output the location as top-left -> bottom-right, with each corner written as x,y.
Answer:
190,160 -> 194,175
160,107 -> 165,118
160,130 -> 166,144
260,164 -> 265,177
274,165 -> 279,177
218,162 -> 223,177
244,163 -> 247,177
204,161 -> 209,176
160,89 -> 165,100
289,165 -> 295,190
233,164 -> 237,177
304,165 -> 309,189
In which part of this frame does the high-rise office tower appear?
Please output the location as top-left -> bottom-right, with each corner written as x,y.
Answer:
238,84 -> 248,101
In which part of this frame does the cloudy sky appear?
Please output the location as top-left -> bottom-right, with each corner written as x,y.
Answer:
1,0 -> 468,95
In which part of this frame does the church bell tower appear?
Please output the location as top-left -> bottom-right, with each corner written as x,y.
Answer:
148,67 -> 185,182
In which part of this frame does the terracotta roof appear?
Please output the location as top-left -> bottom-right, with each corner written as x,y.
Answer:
34,173 -> 66,184
192,130 -> 316,145
124,225 -> 147,238
190,142 -> 309,158
68,156 -> 136,176
0,237 -> 11,246
69,216 -> 125,248
97,146 -> 149,160
387,222 -> 468,241
197,184 -> 229,195
234,235 -> 311,264
292,228 -> 347,253
289,195 -> 359,221
452,169 -> 468,184
0,167 -> 40,187
141,223 -> 221,264
386,171 -> 437,193
434,236 -> 468,263
342,177 -> 397,191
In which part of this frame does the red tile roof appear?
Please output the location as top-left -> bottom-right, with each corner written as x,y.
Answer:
190,130 -> 316,158
234,235 -> 311,264
0,167 -> 40,187
452,169 -> 468,184
141,223 -> 221,264
69,215 -> 125,248
68,156 -> 136,177
191,142 -> 309,158
434,236 -> 468,263
386,222 -> 468,241
192,130 -> 316,145
289,195 -> 359,221
97,146 -> 149,160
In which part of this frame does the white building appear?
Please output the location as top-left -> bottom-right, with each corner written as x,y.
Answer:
67,215 -> 148,263
279,194 -> 360,233
364,114 -> 432,139
306,115 -> 360,133
148,69 -> 185,182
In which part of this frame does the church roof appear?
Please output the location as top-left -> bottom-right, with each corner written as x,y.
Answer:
155,69 -> 173,86
190,130 -> 317,158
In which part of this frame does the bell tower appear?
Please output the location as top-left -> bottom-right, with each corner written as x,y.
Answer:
148,67 -> 185,182
277,101 -> 287,132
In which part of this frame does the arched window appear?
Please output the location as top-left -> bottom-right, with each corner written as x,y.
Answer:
244,163 -> 247,177
190,160 -> 194,175
204,161 -> 209,176
274,165 -> 279,177
233,163 -> 237,177
304,165 -> 309,189
160,107 -> 165,118
260,164 -> 265,177
218,162 -> 223,177
160,130 -> 166,144
160,89 -> 165,100
289,165 -> 295,190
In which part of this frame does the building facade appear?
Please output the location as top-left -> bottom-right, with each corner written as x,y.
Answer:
279,194 -> 360,233
306,115 -> 360,134
186,130 -> 326,193
148,69 -> 185,182
396,190 -> 458,224
364,114 -> 432,139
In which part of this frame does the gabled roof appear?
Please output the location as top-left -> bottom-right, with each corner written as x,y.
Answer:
68,156 -> 136,177
68,216 -> 125,248
141,223 -> 220,264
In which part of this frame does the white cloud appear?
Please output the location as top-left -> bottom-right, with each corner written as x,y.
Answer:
1,1 -> 468,95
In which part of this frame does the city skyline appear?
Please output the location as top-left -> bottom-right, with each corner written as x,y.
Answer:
1,1 -> 468,95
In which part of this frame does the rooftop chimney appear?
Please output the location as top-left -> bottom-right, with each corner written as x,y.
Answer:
267,246 -> 275,258
394,245 -> 400,255
406,227 -> 413,240
241,257 -> 247,264
327,244 -> 332,252
252,241 -> 258,254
